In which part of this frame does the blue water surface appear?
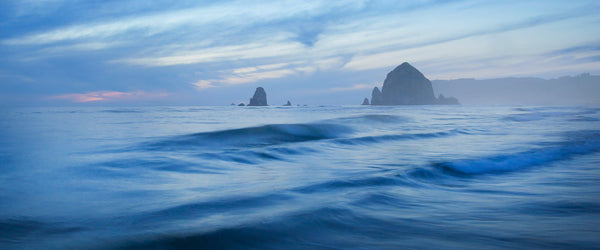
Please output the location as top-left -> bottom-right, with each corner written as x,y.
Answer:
0,105 -> 599,249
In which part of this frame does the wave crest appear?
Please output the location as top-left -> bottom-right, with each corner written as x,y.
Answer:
146,123 -> 352,151
427,130 -> 600,175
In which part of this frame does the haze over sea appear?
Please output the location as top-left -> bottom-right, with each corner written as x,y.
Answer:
1,105 -> 599,249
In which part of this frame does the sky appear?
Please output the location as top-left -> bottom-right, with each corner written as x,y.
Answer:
0,0 -> 599,106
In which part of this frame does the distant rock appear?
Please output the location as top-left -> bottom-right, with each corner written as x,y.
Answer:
238,103 -> 245,106
381,62 -> 435,105
248,87 -> 268,106
230,103 -> 236,106
362,98 -> 370,105
283,100 -> 292,106
369,62 -> 459,105
371,87 -> 383,105
435,94 -> 460,105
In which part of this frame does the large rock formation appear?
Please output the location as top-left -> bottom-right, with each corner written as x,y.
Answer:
283,100 -> 292,106
381,62 -> 435,105
369,62 -> 459,105
248,87 -> 268,106
371,87 -> 383,105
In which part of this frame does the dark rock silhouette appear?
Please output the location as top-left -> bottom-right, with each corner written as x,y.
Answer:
238,103 -> 245,106
436,94 -> 460,105
371,87 -> 383,105
248,87 -> 268,106
381,62 -> 435,105
283,100 -> 292,106
369,62 -> 459,105
362,98 -> 370,105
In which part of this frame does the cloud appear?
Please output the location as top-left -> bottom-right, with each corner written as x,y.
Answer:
112,1 -> 595,73
233,62 -> 292,74
330,83 -> 374,92
222,69 -> 297,85
2,0 -> 599,105
343,7 -> 597,71
547,43 -> 600,56
192,80 -> 217,90
116,42 -> 304,67
50,91 -> 169,102
3,0 -> 366,46
191,57 -> 345,88
194,63 -> 299,88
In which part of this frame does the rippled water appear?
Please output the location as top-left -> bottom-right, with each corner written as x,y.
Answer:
1,105 -> 599,249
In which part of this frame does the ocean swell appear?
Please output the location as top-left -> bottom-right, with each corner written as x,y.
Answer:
428,130 -> 600,175
145,123 -> 352,151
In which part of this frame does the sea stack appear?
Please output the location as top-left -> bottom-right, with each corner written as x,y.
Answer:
362,98 -> 370,105
283,100 -> 292,106
435,94 -> 459,105
369,62 -> 459,105
381,62 -> 435,105
371,87 -> 383,105
248,87 -> 268,106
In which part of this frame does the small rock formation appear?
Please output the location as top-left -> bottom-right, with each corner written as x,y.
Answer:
238,103 -> 245,106
283,100 -> 292,106
371,87 -> 383,105
362,98 -> 370,105
436,94 -> 460,105
248,87 -> 268,106
369,62 -> 459,105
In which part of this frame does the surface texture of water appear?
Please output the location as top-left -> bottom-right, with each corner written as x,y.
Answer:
1,105 -> 599,249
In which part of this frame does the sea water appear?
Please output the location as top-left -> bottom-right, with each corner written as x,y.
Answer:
0,105 -> 599,249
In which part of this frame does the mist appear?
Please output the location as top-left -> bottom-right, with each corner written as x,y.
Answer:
433,73 -> 600,105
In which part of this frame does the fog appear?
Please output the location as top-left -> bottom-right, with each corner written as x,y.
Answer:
433,74 -> 600,105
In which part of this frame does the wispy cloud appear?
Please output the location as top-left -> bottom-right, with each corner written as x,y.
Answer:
3,0 -> 366,46
193,62 -> 300,88
50,91 -> 169,102
112,1 -> 596,76
118,42 -> 303,67
343,7 -> 597,71
192,57 -> 344,87
192,80 -> 217,90
330,83 -> 374,92
2,0 -> 599,105
222,69 -> 297,85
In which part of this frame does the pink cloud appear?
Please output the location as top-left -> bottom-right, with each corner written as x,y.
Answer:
50,91 -> 169,103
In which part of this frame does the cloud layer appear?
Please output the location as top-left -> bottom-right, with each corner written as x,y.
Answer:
0,0 -> 598,105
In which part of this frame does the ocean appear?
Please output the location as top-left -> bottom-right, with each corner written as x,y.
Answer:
0,105 -> 599,249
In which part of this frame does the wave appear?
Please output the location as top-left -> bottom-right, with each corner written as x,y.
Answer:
90,157 -> 225,175
421,130 -> 600,175
141,114 -> 415,152
101,109 -> 144,113
145,123 -> 352,151
326,114 -> 409,124
113,206 -> 407,250
293,175 -> 412,194
0,218 -> 84,245
333,129 -> 467,145
569,116 -> 599,122
504,108 -> 599,122
135,193 -> 293,224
